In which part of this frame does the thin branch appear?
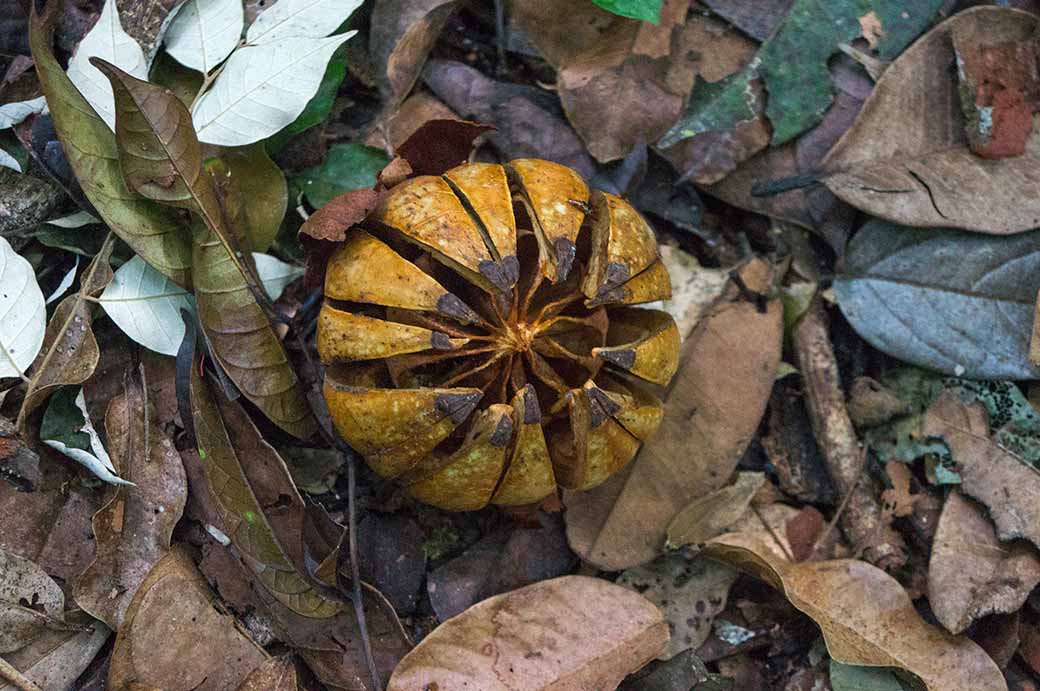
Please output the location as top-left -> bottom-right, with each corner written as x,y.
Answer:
0,657 -> 44,691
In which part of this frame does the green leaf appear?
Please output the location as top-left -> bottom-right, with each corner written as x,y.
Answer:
296,142 -> 389,208
189,367 -> 340,617
41,387 -> 128,485
829,660 -> 913,691
590,0 -> 661,23
265,49 -> 348,154
163,0 -> 243,75
0,236 -> 46,378
98,255 -> 194,357
662,0 -> 944,147
834,219 -> 1040,380
27,1 -> 191,287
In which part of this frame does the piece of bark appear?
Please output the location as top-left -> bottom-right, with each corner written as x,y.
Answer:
792,300 -> 907,570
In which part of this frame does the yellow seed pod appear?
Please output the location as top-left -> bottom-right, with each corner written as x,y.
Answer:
321,159 -> 679,510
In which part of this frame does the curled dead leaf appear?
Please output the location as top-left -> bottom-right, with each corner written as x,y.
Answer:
928,490 -> 1040,634
704,532 -> 1006,691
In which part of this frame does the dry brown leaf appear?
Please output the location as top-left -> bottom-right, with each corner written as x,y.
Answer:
0,548 -> 68,653
363,91 -> 458,152
617,553 -> 737,660
17,238 -> 113,433
370,0 -> 457,104
108,548 -> 269,691
822,7 -> 1040,233
513,1 -> 755,163
666,472 -> 765,549
921,390 -> 1040,551
0,610 -> 109,691
704,532 -> 1007,691
928,490 -> 1040,635
0,460 -> 100,584
73,380 -> 187,629
234,656 -> 299,691
387,575 -> 668,691
565,259 -> 782,570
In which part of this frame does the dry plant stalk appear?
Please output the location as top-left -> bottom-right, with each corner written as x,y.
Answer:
793,299 -> 907,569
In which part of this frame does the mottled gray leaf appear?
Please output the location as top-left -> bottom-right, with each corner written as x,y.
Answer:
834,220 -> 1040,379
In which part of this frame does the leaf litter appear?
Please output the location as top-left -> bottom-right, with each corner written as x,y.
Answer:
6,1 -> 1040,690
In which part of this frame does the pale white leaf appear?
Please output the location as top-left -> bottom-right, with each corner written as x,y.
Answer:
0,96 -> 47,130
192,32 -> 355,146
45,210 -> 102,228
46,256 -> 80,305
98,255 -> 195,357
164,0 -> 244,75
253,252 -> 303,301
43,389 -> 131,486
246,0 -> 364,43
66,0 -> 147,130
0,147 -> 21,172
0,236 -> 46,378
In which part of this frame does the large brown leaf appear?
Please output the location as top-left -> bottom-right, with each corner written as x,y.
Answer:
73,379 -> 187,629
565,259 -> 782,569
27,1 -> 191,286
108,549 -> 269,691
822,7 -> 1040,234
16,238 -> 114,433
928,490 -> 1040,635
189,368 -> 340,619
387,575 -> 668,691
95,60 -> 316,439
705,533 -> 1007,691
370,0 -> 457,104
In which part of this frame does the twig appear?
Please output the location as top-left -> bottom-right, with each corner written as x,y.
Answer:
0,657 -> 44,691
809,446 -> 867,561
338,443 -> 382,691
751,503 -> 795,562
792,298 -> 907,571
494,0 -> 508,76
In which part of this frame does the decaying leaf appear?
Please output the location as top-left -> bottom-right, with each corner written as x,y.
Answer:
108,549 -> 269,691
922,391 -> 1040,551
190,367 -> 340,618
705,533 -> 1007,691
40,386 -> 127,485
566,260 -> 781,570
927,490 -> 1040,635
0,610 -> 109,691
216,144 -> 288,254
74,381 -> 187,629
823,7 -> 1040,234
370,0 -> 457,104
17,239 -> 114,432
321,158 -> 677,510
387,575 -> 668,690
617,553 -> 738,660
422,60 -> 597,179
28,0 -> 192,286
666,472 -> 765,549
0,548 -> 68,653
661,0 -> 942,181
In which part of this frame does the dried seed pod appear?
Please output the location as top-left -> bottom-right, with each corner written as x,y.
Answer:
321,159 -> 679,510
